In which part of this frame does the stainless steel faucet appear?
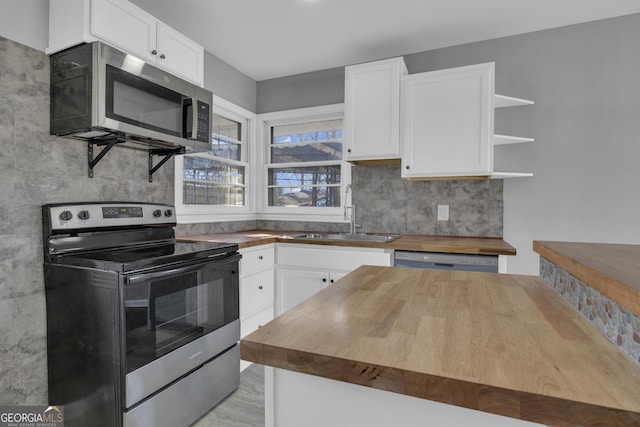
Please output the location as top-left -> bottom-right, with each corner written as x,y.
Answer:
344,184 -> 361,234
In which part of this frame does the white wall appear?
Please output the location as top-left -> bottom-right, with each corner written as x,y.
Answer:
0,1 -> 49,52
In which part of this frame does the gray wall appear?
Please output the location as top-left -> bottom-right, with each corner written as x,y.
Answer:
0,0 -> 49,52
205,50 -> 257,113
404,14 -> 640,275
256,13 -> 640,274
256,67 -> 344,113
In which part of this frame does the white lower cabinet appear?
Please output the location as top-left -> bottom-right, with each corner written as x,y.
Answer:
239,245 -> 275,371
275,269 -> 346,315
275,244 -> 391,316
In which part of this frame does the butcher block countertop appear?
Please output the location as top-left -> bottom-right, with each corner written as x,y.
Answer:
534,241 -> 640,317
177,230 -> 516,255
241,266 -> 640,426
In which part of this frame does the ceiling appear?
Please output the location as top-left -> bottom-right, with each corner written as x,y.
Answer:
130,0 -> 640,82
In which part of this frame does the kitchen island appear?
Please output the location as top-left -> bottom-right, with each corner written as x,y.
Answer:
241,266 -> 640,426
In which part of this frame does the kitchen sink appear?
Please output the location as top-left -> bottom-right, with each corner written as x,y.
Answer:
292,233 -> 400,243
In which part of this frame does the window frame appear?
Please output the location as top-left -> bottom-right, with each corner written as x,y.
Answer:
257,103 -> 350,223
174,95 -> 257,223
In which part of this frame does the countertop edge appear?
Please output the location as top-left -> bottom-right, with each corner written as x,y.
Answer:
177,231 -> 517,256
533,241 -> 640,317
240,339 -> 639,426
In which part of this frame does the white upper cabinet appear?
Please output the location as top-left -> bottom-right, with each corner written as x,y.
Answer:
48,0 -> 204,86
400,62 -> 533,179
344,57 -> 407,162
90,0 -> 157,63
154,22 -> 204,85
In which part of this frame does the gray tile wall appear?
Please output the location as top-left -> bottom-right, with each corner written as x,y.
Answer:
179,160 -> 504,238
0,37 -> 175,404
250,164 -> 504,237
351,164 -> 503,237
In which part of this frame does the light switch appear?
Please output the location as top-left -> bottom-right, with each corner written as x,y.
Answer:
437,204 -> 449,221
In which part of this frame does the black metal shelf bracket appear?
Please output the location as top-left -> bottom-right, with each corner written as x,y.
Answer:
88,138 -> 121,178
148,146 -> 186,182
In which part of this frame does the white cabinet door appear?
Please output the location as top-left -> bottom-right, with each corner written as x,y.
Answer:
156,22 -> 204,85
50,0 -> 204,86
344,57 -> 407,162
91,0 -> 157,63
401,63 -> 494,179
275,268 -> 328,316
328,272 -> 346,285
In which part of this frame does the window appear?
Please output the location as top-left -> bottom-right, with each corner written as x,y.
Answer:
259,104 -> 349,221
183,114 -> 245,206
175,97 -> 255,222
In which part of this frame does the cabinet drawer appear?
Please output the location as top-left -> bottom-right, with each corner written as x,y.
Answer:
277,245 -> 391,271
241,305 -> 274,339
240,245 -> 275,276
240,269 -> 274,319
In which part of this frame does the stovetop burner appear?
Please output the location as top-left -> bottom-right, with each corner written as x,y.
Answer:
42,202 -> 238,273
51,241 -> 236,273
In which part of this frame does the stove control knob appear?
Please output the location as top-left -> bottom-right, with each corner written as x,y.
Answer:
153,209 -> 162,218
164,209 -> 173,218
78,210 -> 90,220
59,210 -> 73,221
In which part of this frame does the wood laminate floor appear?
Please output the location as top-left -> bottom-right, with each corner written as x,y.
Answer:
192,363 -> 265,427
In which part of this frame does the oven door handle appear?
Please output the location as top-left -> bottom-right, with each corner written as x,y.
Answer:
126,253 -> 241,285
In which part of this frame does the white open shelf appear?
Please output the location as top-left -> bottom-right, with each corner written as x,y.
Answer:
493,134 -> 535,145
490,171 -> 534,179
494,94 -> 534,108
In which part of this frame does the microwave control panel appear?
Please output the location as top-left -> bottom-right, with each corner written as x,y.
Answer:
196,101 -> 210,142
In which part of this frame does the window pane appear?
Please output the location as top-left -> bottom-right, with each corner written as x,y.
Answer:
183,183 -> 245,206
272,119 -> 342,143
271,142 -> 341,163
270,119 -> 342,163
211,115 -> 242,160
268,166 -> 341,186
211,136 -> 241,160
268,186 -> 341,207
213,115 -> 241,140
184,156 -> 244,185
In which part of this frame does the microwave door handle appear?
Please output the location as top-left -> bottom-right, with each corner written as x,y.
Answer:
182,97 -> 193,138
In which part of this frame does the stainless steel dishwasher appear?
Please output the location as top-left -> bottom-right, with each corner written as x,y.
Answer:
393,251 -> 498,273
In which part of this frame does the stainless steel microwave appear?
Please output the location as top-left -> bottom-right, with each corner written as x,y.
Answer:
50,42 -> 212,151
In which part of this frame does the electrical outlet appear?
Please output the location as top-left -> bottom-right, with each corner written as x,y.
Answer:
437,204 -> 449,221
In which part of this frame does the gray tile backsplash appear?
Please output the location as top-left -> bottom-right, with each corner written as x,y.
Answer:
351,164 -> 503,236
0,36 -> 174,404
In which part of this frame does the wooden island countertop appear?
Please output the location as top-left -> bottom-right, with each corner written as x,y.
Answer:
241,266 -> 640,426
178,230 -> 516,255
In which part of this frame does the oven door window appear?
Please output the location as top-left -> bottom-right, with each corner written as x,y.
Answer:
124,260 -> 238,373
105,64 -> 192,138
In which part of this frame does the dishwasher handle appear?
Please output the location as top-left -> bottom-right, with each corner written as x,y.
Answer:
433,262 -> 455,268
